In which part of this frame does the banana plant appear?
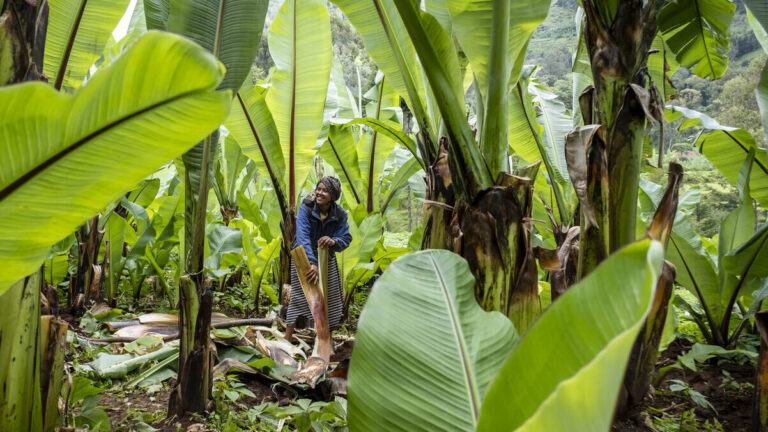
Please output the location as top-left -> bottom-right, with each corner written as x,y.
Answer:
334,0 -> 550,331
0,31 -> 229,431
640,148 -> 768,348
212,135 -> 255,225
349,240 -> 664,431
570,0 -> 736,274
151,0 -> 269,416
744,0 -> 768,147
116,180 -> 185,307
666,105 -> 768,209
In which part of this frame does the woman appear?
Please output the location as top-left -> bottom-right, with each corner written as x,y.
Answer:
285,176 -> 352,342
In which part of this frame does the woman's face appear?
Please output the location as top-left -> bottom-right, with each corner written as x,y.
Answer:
315,182 -> 331,206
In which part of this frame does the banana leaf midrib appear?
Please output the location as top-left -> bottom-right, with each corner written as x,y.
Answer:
54,0 -> 89,90
429,255 -> 481,423
0,89 -> 202,203
326,135 -> 362,204
716,130 -> 768,178
367,77 -> 386,211
288,0 -> 298,210
235,92 -> 289,217
692,0 -> 716,75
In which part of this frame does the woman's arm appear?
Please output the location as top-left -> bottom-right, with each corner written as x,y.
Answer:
331,214 -> 353,252
295,205 -> 318,265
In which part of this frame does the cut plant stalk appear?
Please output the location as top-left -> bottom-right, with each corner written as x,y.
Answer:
290,245 -> 332,387
620,163 -> 683,412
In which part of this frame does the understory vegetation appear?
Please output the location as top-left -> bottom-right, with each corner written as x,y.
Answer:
1,0 -> 768,431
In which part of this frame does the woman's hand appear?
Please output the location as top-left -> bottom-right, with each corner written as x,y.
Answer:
307,264 -> 319,284
318,236 -> 336,248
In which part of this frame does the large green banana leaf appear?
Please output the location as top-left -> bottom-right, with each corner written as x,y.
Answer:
724,223 -> 768,281
648,35 -> 680,102
746,5 -> 768,146
266,0 -> 332,210
446,0 -> 548,104
0,31 -> 229,295
168,0 -> 268,234
144,0 -> 169,30
508,66 -> 542,164
231,220 -> 280,304
477,239 -> 664,431
204,223 -> 242,270
167,0 -> 267,94
226,84 -> 286,209
331,0 -> 433,143
666,105 -> 768,209
44,0 -> 131,90
530,79 -> 571,186
746,0 -> 768,32
508,66 -> 570,222
657,0 -> 736,80
348,250 -> 518,432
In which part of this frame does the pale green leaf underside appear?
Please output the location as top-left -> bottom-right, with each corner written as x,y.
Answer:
478,240 -> 663,431
349,250 -> 518,432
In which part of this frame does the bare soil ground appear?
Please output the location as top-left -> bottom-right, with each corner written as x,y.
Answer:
613,338 -> 755,431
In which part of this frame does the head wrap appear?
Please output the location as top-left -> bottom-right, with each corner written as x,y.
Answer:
318,176 -> 341,202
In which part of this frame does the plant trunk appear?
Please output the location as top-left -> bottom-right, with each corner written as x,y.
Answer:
753,311 -> 768,431
581,0 -> 661,256
0,271 -> 44,431
170,275 -> 213,415
72,216 -> 105,313
278,211 -> 296,318
407,186 -> 412,232
455,169 -> 540,332
0,0 -> 48,85
421,139 -> 454,250
170,133 -> 217,416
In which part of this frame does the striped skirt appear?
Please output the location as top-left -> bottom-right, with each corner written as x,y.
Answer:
286,252 -> 343,328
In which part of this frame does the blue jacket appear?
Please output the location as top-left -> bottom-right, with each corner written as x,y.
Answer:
292,197 -> 352,265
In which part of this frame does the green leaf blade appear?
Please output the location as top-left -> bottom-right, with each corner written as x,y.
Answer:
477,240 -> 664,431
0,32 -> 230,294
44,0 -> 131,90
349,250 -> 518,432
